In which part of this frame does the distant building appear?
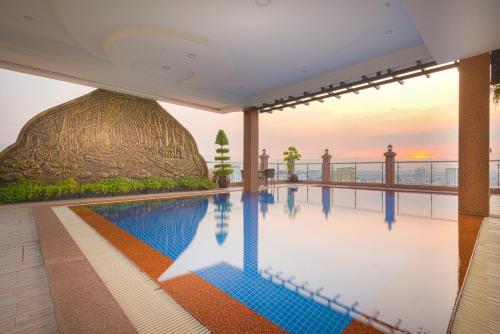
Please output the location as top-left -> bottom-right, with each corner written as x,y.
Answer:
445,168 -> 459,187
415,167 -> 427,184
332,167 -> 355,182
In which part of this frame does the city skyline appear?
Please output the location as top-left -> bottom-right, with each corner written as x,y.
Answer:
1,68 -> 499,162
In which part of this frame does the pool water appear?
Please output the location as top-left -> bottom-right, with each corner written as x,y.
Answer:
89,186 -> 459,334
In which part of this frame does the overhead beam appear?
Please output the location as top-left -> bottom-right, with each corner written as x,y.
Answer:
258,61 -> 458,113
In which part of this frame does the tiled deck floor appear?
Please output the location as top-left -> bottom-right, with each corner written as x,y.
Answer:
0,190 -> 499,333
0,205 -> 58,334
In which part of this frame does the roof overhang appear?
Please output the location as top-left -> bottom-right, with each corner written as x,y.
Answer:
0,0 -> 498,113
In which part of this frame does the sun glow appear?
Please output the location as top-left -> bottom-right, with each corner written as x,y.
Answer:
410,150 -> 433,160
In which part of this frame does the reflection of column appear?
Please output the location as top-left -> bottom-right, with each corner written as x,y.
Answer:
384,191 -> 396,230
384,144 -> 397,186
321,187 -> 331,218
243,192 -> 259,276
458,214 -> 483,287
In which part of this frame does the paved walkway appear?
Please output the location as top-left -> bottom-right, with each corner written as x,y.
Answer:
0,204 -> 57,334
450,196 -> 500,333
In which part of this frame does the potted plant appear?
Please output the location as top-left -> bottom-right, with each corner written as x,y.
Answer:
214,129 -> 233,188
493,84 -> 500,104
283,146 -> 301,182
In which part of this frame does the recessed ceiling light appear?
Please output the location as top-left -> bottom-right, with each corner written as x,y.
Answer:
186,53 -> 196,59
385,29 -> 393,35
161,65 -> 170,70
255,0 -> 271,7
23,15 -> 34,22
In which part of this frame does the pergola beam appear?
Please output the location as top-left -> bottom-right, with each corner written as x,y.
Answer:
258,60 -> 458,113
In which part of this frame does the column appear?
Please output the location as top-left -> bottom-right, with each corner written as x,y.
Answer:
459,53 -> 490,216
259,149 -> 269,171
384,144 -> 397,186
321,148 -> 332,183
243,108 -> 259,192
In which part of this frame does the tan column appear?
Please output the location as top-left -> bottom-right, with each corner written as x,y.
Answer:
243,108 -> 259,192
321,148 -> 332,183
459,53 -> 490,216
384,144 -> 396,186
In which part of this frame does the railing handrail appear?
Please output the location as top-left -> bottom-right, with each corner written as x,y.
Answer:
207,160 -> 500,164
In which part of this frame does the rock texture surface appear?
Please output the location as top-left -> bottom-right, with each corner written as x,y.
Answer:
0,89 -> 207,182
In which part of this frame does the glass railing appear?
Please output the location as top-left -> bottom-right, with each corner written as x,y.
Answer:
206,161 -> 244,183
330,162 -> 385,184
206,160 -> 500,188
395,161 -> 460,186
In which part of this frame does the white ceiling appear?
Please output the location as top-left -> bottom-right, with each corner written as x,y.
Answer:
0,0 -> 499,113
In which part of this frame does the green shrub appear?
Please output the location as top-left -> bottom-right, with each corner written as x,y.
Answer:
0,176 -> 215,204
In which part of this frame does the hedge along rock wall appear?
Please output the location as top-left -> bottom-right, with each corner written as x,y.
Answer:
0,89 -> 207,183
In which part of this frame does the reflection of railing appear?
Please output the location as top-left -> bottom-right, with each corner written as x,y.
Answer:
207,160 -> 500,188
260,267 -> 411,334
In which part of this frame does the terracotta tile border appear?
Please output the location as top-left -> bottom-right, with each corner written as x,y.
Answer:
71,206 -> 173,279
32,206 -> 136,334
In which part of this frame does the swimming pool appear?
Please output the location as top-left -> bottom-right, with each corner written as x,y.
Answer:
80,186 -> 458,333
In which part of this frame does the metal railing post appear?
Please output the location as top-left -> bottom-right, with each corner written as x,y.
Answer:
306,163 -> 309,181
430,161 -> 433,185
381,162 -> 384,183
497,162 -> 500,188
354,162 -> 357,183
396,162 -> 399,184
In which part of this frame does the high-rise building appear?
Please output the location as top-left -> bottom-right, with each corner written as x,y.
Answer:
332,167 -> 355,182
445,168 -> 459,187
415,167 -> 428,184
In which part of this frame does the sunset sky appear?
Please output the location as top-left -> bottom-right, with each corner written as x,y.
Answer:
1,68 -> 499,162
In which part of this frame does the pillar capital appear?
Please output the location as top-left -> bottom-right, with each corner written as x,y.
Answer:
322,148 -> 332,162
384,144 -> 397,158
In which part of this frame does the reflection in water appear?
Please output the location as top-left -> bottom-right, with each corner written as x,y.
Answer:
243,192 -> 259,276
93,186 -> 458,334
90,196 -> 208,260
259,189 -> 275,218
213,193 -> 232,246
385,191 -> 396,230
321,186 -> 332,218
284,187 -> 300,218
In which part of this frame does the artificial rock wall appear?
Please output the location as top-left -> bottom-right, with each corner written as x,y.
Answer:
0,89 -> 207,183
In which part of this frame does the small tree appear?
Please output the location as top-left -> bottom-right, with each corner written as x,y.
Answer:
214,130 -> 233,177
283,146 -> 301,177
